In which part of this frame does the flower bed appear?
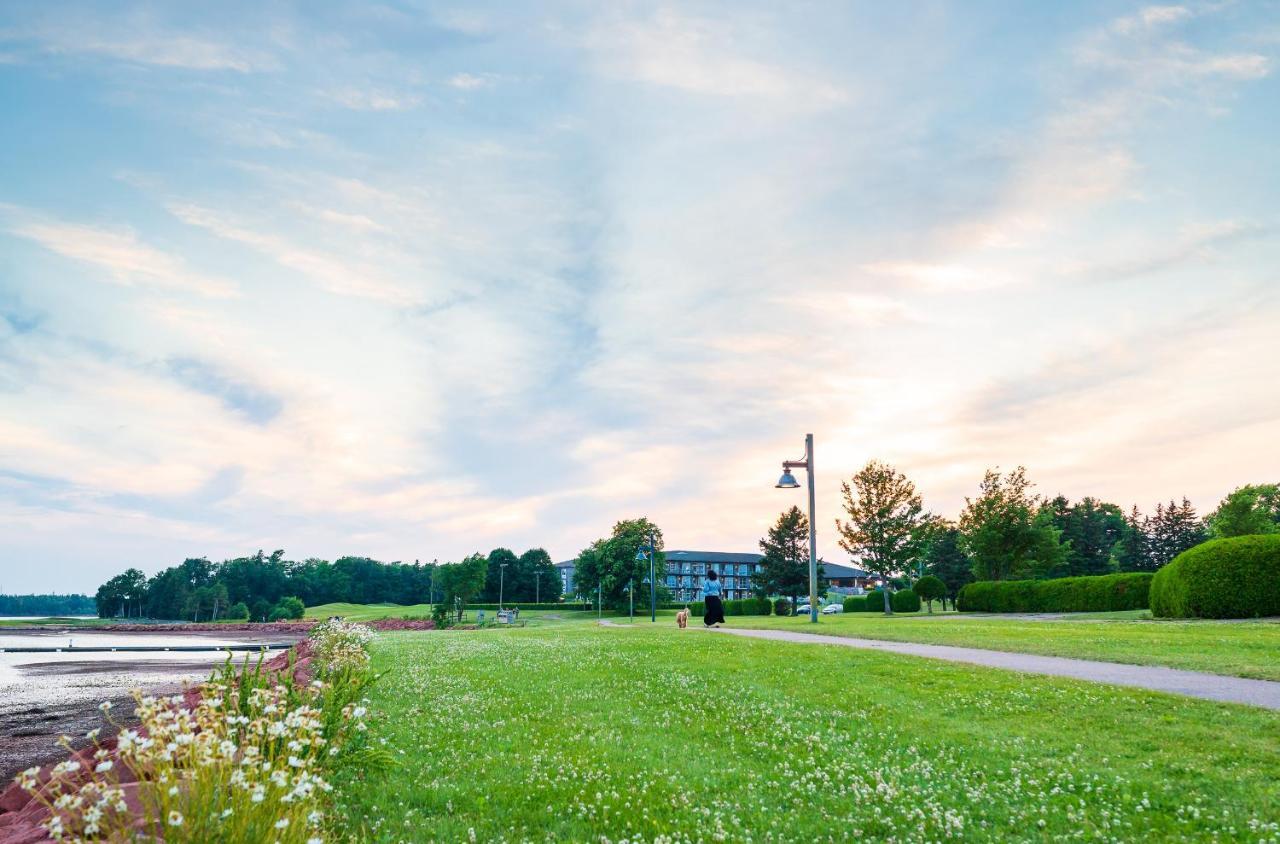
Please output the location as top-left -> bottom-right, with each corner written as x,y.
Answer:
1,621 -> 382,842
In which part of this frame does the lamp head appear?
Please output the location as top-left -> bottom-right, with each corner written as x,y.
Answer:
775,468 -> 801,489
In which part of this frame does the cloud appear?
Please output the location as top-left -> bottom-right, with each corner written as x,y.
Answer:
586,9 -> 848,107
323,86 -> 422,111
166,202 -> 420,305
447,73 -> 493,90
5,214 -> 237,298
164,357 -> 283,425
5,20 -> 274,72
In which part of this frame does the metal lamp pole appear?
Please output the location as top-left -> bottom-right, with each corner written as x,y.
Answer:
649,529 -> 657,622
776,433 -> 819,624
499,563 -> 508,612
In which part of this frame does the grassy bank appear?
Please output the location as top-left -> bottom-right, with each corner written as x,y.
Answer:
727,611 -> 1280,680
336,625 -> 1279,842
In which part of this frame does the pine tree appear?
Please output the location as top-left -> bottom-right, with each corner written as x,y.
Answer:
1113,505 -> 1151,572
755,506 -> 812,611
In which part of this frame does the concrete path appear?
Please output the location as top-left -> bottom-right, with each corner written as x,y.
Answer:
710,626 -> 1280,710
598,621 -> 1280,710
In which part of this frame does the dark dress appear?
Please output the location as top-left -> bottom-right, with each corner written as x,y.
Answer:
703,595 -> 725,626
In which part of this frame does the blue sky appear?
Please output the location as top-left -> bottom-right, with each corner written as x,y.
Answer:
1,1 -> 1278,593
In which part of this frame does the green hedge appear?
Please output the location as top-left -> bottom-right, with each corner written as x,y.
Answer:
690,602 -> 705,617
862,590 -> 889,612
774,598 -> 792,616
957,572 -> 1154,613
744,596 -> 773,615
1151,535 -> 1280,619
842,596 -> 867,612
891,590 -> 921,613
723,599 -> 745,616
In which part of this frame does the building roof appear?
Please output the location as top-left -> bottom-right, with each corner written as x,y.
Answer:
821,561 -> 870,579
665,550 -> 764,564
554,560 -> 576,569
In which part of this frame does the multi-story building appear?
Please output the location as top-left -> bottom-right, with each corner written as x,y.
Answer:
556,551 -> 874,602
663,551 -> 764,602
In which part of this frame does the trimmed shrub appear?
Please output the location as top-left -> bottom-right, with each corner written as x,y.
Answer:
913,576 -> 946,612
862,590 -> 890,612
774,598 -> 792,616
1151,535 -> 1280,619
842,596 -> 867,613
957,572 -> 1154,613
745,596 -> 773,615
891,589 -> 921,613
690,602 -> 705,617
723,599 -> 745,616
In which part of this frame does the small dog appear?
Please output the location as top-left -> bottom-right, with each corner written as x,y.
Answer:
675,607 -> 690,629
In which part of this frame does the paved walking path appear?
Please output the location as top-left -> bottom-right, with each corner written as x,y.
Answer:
711,626 -> 1280,710
599,621 -> 1280,710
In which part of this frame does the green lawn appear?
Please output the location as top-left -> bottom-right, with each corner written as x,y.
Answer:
727,611 -> 1280,681
305,602 -> 435,621
335,625 -> 1280,842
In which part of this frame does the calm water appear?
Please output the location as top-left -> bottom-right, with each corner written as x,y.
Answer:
0,628 -> 299,712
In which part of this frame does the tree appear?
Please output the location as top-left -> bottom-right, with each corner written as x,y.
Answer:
959,467 -> 1066,581
1145,498 -> 1207,568
226,601 -> 250,621
835,460 -> 930,615
517,548 -> 562,603
754,506 -> 811,613
269,595 -> 305,621
1207,484 -> 1280,538
1112,505 -> 1150,572
572,518 -> 666,610
913,575 -> 946,613
1044,495 -> 1127,577
481,548 -> 520,603
436,554 -> 488,620
922,523 -> 972,609
94,568 -> 148,618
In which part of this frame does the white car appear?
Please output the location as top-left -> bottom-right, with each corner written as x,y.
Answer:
821,603 -> 843,614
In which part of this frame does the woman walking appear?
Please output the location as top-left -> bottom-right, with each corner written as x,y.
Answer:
702,567 -> 726,627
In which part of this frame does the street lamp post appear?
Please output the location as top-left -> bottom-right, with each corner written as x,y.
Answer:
535,571 -> 541,604
635,529 -> 658,621
775,433 -> 819,624
499,563 -> 508,612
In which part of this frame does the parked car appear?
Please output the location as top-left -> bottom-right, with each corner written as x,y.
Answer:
795,604 -> 812,615
821,603 -> 843,614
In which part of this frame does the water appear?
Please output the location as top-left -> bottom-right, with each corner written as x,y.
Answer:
0,627 -> 302,779
0,629 -> 298,695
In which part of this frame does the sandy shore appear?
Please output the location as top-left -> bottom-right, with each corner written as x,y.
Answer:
0,630 -> 304,783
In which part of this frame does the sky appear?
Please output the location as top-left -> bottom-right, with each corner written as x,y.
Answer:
1,1 -> 1278,594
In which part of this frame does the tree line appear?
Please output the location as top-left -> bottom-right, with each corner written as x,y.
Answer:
94,547 -> 562,621
762,464 -> 1278,611
0,593 -> 96,616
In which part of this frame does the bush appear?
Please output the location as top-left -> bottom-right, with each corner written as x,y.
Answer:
723,599 -> 745,616
774,598 -> 792,616
863,590 -> 889,612
745,596 -> 773,615
913,576 -> 946,612
957,573 -> 1154,613
891,590 -> 921,612
1150,535 -> 1280,619
225,601 -> 250,621
270,595 -> 305,621
690,602 -> 705,617
842,596 -> 867,613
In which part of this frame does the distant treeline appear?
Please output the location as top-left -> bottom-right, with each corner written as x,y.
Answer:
0,593 -> 96,616
95,547 -> 562,621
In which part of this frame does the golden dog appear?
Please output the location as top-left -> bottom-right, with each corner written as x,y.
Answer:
675,607 -> 690,628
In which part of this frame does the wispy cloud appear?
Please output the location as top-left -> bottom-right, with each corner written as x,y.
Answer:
5,212 -> 237,298
322,86 -> 422,111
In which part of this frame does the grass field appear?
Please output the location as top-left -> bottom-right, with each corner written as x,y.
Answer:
727,610 -> 1280,681
305,602 -> 435,621
335,625 -> 1280,842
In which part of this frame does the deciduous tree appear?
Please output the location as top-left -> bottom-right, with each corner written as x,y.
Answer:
959,467 -> 1065,581
835,460 -> 930,614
